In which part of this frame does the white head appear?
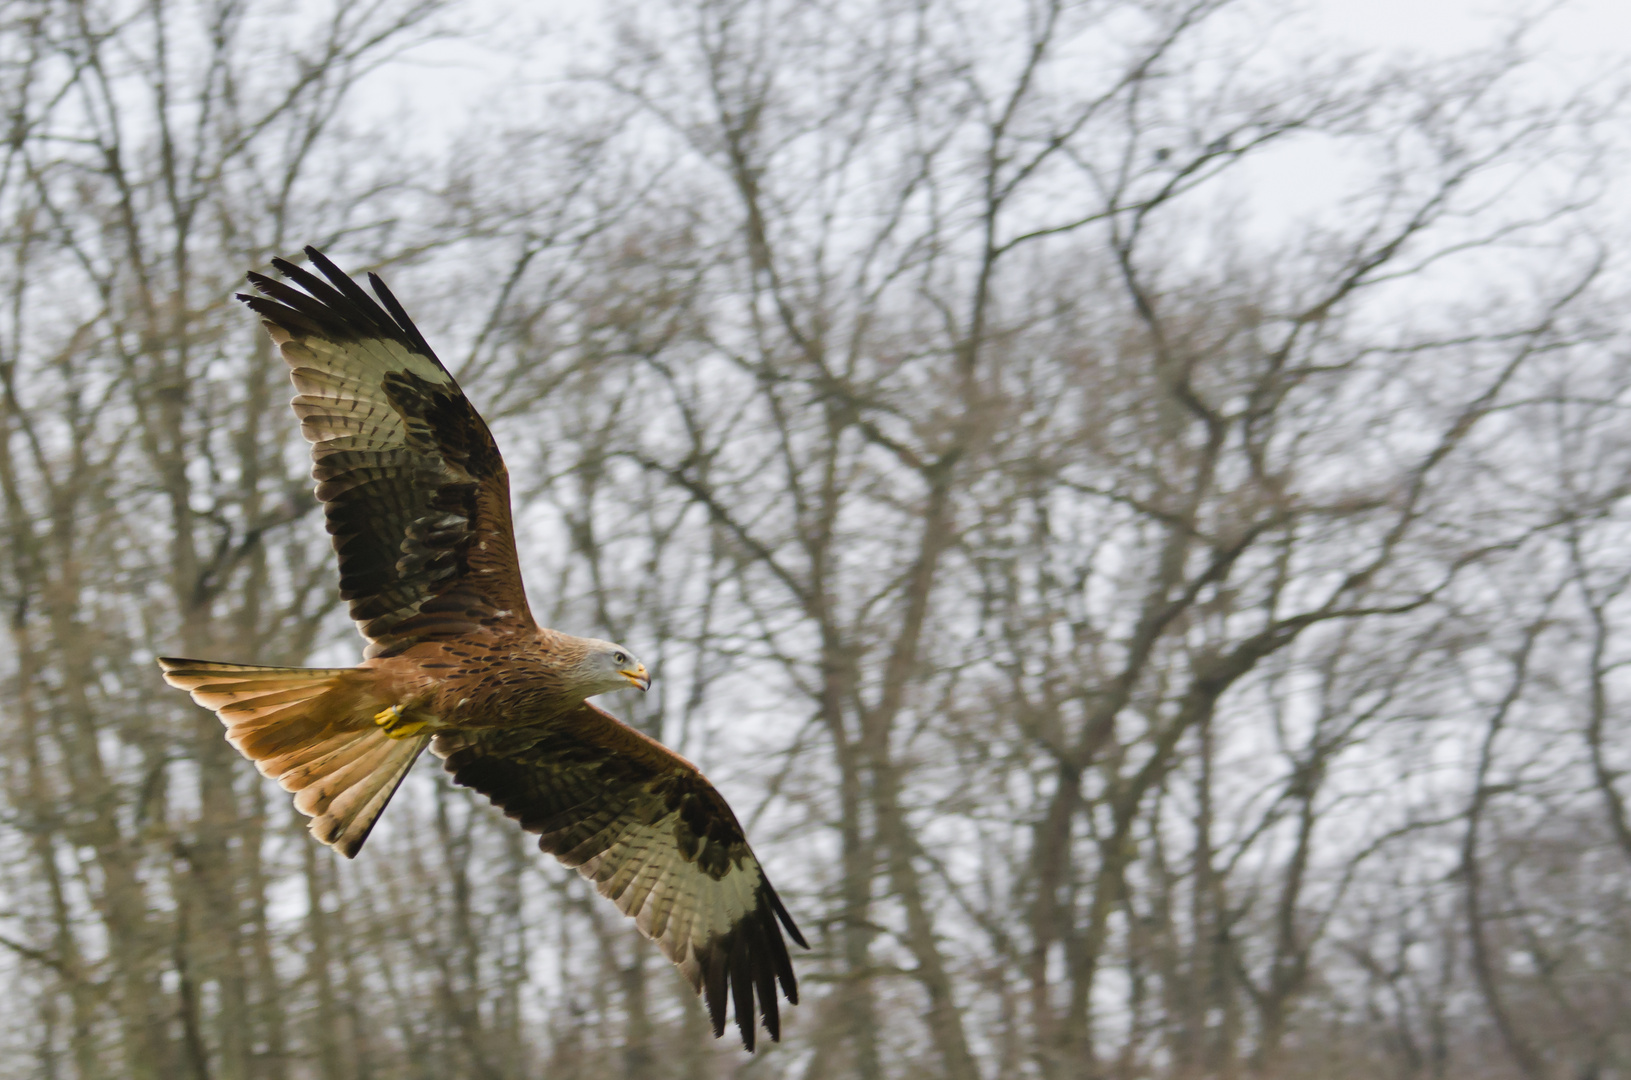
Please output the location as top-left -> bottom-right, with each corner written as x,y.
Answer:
574,638 -> 651,697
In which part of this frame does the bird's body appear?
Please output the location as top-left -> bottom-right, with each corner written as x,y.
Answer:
364,629 -> 604,731
158,248 -> 802,1050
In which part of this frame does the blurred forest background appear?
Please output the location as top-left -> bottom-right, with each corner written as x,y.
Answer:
3,0 -> 1631,1077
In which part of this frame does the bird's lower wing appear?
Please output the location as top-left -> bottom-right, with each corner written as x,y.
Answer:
432,703 -> 805,1050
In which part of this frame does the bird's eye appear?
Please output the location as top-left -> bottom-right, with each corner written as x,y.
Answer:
614,651 -> 628,665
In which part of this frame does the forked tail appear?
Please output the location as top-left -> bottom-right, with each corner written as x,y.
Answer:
158,658 -> 428,858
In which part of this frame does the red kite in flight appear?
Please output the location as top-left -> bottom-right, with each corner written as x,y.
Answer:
159,248 -> 804,1050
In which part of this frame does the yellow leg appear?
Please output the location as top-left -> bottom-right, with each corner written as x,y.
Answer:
373,705 -> 428,740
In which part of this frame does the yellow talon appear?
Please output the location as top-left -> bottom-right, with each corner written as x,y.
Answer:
373,705 -> 427,740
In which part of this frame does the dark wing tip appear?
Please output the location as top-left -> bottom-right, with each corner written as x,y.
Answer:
763,876 -> 809,951
366,271 -> 436,356
703,941 -> 729,1039
302,244 -> 337,272
695,876 -> 801,1051
237,247 -> 446,371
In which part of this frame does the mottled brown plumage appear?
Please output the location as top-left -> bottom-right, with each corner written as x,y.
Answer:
158,248 -> 804,1050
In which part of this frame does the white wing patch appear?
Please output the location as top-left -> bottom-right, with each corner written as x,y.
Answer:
267,323 -> 454,464
576,812 -> 765,988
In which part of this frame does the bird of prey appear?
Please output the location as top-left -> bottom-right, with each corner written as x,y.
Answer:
158,248 -> 804,1050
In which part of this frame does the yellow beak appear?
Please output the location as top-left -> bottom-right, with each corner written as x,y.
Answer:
620,664 -> 651,692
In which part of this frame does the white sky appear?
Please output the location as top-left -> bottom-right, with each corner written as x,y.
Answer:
1306,0 -> 1630,60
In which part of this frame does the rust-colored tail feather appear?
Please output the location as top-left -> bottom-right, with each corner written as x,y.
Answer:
158,658 -> 428,858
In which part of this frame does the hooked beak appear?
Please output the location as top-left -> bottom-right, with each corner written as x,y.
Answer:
620,664 -> 650,692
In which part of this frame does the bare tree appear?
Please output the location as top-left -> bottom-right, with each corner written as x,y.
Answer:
441,2 -> 1626,1077
2,0 -> 1629,1077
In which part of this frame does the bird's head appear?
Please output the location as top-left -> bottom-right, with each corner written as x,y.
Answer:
574,638 -> 651,697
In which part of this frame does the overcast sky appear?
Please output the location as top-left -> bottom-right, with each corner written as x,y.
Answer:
1312,0 -> 1628,60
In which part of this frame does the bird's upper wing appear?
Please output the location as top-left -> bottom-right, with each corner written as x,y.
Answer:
433,703 -> 806,1050
240,247 -> 534,656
